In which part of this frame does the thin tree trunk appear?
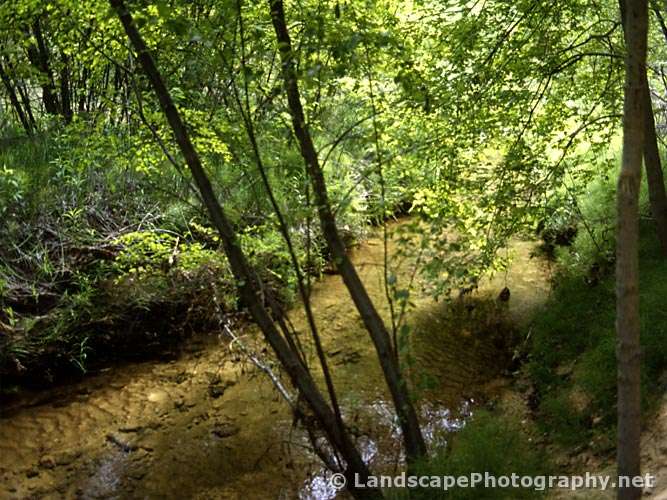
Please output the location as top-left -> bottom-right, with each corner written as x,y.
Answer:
641,83 -> 667,255
27,19 -> 59,115
0,60 -> 32,135
78,67 -> 90,113
15,77 -> 37,130
109,1 -> 380,497
267,0 -> 427,463
651,2 -> 667,45
643,4 -> 667,256
617,0 -> 646,498
60,54 -> 73,123
234,0 -> 345,432
4,57 -> 36,129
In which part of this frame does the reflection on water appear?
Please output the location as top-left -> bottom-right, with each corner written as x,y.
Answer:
299,399 -> 474,500
420,399 -> 472,447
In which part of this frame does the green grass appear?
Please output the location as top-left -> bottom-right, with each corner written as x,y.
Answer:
388,411 -> 548,499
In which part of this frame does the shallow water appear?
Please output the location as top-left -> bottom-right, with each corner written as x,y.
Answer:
0,221 -> 551,499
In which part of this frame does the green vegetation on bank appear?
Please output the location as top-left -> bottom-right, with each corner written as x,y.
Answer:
389,412 -> 548,499
0,125 -> 375,383
0,0 -> 632,390
527,163 -> 667,450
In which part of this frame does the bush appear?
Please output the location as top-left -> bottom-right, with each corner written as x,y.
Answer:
554,159 -> 652,277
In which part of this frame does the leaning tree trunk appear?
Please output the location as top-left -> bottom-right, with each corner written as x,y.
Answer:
5,56 -> 39,131
641,78 -> 667,256
109,1 -> 380,497
645,3 -> 667,256
617,1 -> 647,499
267,0 -> 427,463
621,0 -> 667,258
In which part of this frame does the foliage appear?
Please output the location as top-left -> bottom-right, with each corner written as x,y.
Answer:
0,0 -> 664,453
553,149 -> 653,276
0,0 -> 636,298
384,0 -> 624,296
389,411 -> 548,499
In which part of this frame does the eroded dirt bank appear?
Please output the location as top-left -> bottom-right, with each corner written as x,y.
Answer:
0,221 -> 552,499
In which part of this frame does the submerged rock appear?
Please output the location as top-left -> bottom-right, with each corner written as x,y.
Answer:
211,421 -> 239,439
38,456 -> 56,469
208,379 -> 235,399
147,389 -> 169,404
106,433 -> 139,452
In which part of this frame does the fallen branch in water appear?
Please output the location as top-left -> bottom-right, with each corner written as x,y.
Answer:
220,321 -> 295,407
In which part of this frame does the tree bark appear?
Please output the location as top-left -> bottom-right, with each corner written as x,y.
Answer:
1,55 -> 37,130
622,1 -> 667,257
60,54 -> 73,123
267,0 -> 427,463
641,7 -> 667,256
617,1 -> 647,499
109,1 -> 380,497
78,67 -> 90,113
14,76 -> 37,131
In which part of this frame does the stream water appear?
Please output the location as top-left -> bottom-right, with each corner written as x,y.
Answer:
0,221 -> 551,499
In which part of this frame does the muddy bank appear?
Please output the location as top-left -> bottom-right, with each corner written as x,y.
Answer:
0,221 -> 551,499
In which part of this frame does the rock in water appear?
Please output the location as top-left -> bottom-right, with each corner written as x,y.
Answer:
211,422 -> 239,438
147,389 -> 169,404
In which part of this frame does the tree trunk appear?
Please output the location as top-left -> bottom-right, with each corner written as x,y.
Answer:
622,1 -> 667,257
78,67 -> 90,113
0,60 -> 32,135
642,84 -> 667,256
617,1 -> 647,499
4,57 -> 38,130
267,0 -> 427,463
60,54 -> 73,123
15,77 -> 37,131
26,19 -> 59,115
109,1 -> 380,497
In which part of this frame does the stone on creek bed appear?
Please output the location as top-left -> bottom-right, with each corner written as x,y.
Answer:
147,389 -> 170,404
211,421 -> 240,439
106,433 -> 140,452
207,376 -> 236,399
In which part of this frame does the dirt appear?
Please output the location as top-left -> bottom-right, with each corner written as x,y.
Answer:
491,370 -> 667,499
639,393 -> 667,498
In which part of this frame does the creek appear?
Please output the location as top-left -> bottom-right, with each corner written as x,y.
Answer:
0,220 -> 551,499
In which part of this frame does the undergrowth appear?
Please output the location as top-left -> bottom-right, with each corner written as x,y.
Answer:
526,161 -> 667,452
0,123 -> 381,385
